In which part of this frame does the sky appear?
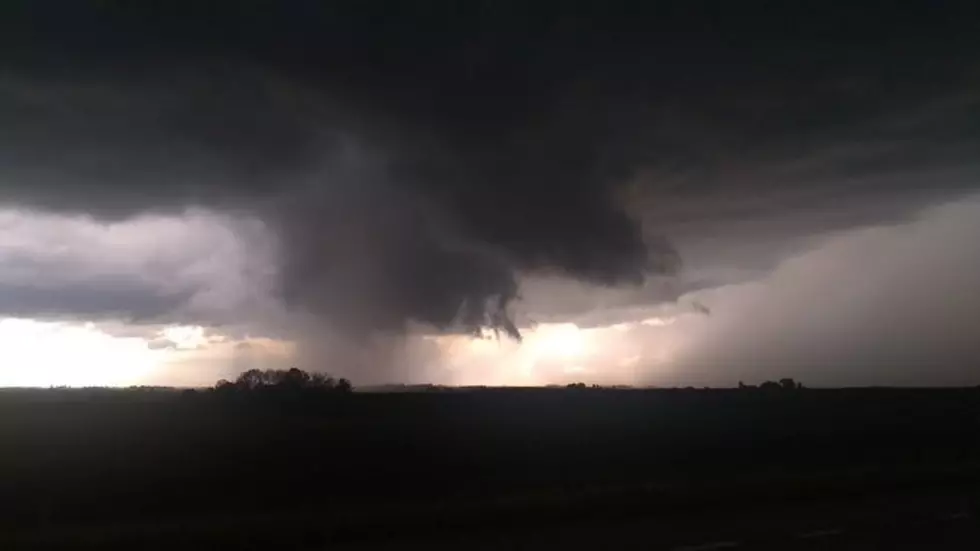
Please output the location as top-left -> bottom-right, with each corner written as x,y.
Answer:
1,3 -> 979,387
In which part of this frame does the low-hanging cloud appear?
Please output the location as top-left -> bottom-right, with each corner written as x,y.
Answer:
659,193 -> 980,387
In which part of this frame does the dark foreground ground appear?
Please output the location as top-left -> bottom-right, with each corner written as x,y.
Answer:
2,386 -> 980,549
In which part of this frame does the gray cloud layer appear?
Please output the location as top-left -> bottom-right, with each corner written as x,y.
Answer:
0,208 -> 278,328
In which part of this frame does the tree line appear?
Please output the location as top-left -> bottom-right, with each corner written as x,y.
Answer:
214,368 -> 352,394
739,378 -> 804,391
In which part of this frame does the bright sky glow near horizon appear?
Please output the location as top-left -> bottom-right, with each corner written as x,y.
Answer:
0,315 -> 681,388
0,318 -> 161,387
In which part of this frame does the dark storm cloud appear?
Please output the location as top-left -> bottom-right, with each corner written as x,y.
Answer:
1,3 -> 979,342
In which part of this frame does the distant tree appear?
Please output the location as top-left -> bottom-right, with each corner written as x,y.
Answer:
280,367 -> 311,390
755,379 -> 804,392
310,372 -> 336,389
220,368 -> 351,395
759,380 -> 781,391
262,369 -> 284,386
779,378 -> 798,391
335,378 -> 353,393
235,369 -> 265,390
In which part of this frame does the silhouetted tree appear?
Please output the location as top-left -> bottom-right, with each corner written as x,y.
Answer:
310,372 -> 336,389
281,367 -> 311,390
759,381 -> 781,392
335,378 -> 353,393
262,369 -> 284,386
235,369 -> 265,390
754,379 -> 804,393
220,368 -> 352,395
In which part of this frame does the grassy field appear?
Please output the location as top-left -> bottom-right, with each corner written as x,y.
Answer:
2,386 -> 980,548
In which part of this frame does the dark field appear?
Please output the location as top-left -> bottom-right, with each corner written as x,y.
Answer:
3,386 -> 980,549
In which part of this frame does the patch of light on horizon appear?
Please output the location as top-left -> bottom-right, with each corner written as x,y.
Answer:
530,323 -> 591,360
0,318 -> 163,387
429,319 -> 680,386
0,318 -> 300,388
